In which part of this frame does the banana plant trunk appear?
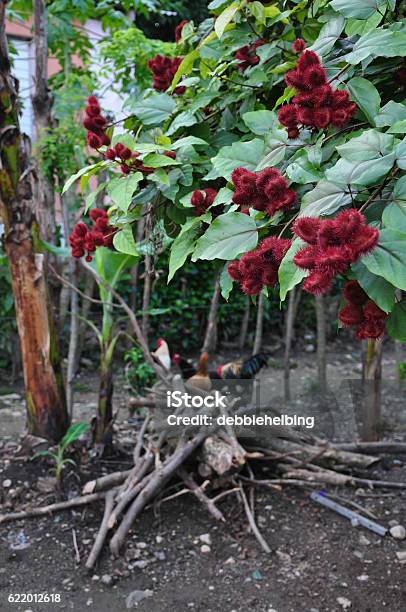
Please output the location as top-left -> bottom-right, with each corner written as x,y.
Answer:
0,11 -> 69,442
95,307 -> 114,444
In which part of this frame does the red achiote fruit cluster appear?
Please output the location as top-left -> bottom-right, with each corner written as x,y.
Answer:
339,280 -> 388,340
69,209 -> 116,262
235,39 -> 265,72
231,167 -> 296,217
190,188 -> 220,216
292,38 -> 306,53
175,20 -> 189,43
293,209 -> 379,296
228,236 -> 291,295
83,96 -> 111,149
105,144 -> 176,175
147,55 -> 185,94
278,50 -> 356,138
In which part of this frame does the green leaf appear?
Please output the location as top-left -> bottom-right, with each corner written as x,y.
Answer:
299,181 -> 352,217
257,130 -> 289,170
168,222 -> 202,282
309,15 -> 345,56
386,300 -> 406,342
345,12 -> 383,36
132,93 -> 176,126
396,137 -> 406,169
375,101 -> 406,127
393,175 -> 406,209
382,203 -> 406,233
113,226 -> 140,256
325,154 -> 395,187
206,139 -> 265,180
141,153 -> 180,168
220,264 -> 234,300
362,228 -> 406,290
286,155 -> 321,184
242,110 -> 277,135
192,212 -> 259,261
215,1 -> 239,38
331,0 -> 386,19
167,111 -> 198,135
107,173 -> 143,213
388,120 -> 406,134
336,129 -> 394,161
272,86 -> 295,110
60,422 -> 89,451
347,78 -> 380,126
344,28 -> 406,64
62,161 -> 108,195
351,260 -> 396,313
278,239 -> 306,302
172,136 -> 208,149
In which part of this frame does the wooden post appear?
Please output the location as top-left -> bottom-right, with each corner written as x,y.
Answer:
0,7 -> 69,442
203,270 -> 221,353
361,338 -> 383,441
252,292 -> 265,355
315,295 -> 327,395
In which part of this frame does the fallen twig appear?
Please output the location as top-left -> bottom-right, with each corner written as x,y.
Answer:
0,491 -> 111,524
72,528 -> 80,564
178,468 -> 225,522
238,483 -> 271,554
86,490 -> 115,570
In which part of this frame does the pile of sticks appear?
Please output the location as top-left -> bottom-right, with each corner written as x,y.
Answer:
2,374 -> 406,566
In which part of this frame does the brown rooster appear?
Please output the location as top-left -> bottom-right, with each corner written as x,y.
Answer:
186,351 -> 212,391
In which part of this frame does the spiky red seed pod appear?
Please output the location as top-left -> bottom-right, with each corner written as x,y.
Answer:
343,280 -> 368,306
363,300 -> 388,321
228,260 -> 242,281
85,104 -> 101,117
165,151 -> 177,159
303,271 -> 333,295
315,246 -> 350,275
292,38 -> 306,53
339,304 -> 365,327
333,209 -> 364,241
85,255 -> 93,262
331,109 -> 349,128
297,50 -> 321,72
89,208 -> 107,222
120,147 -> 132,160
105,148 -> 116,160
317,221 -> 338,250
292,217 -> 321,244
72,221 -> 88,237
293,245 -> 319,270
120,164 -> 131,175
302,64 -> 327,89
356,319 -> 385,340
313,107 -> 331,129
88,95 -> 98,105
278,104 -> 298,128
86,132 -> 103,149
350,226 -> 379,257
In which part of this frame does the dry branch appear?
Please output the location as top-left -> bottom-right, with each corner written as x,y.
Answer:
178,468 -> 225,522
86,490 -> 115,570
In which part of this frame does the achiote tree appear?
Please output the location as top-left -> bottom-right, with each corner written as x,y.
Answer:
65,0 -> 406,441
0,5 -> 69,442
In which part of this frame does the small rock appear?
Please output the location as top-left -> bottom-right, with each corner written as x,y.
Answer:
86,598 -> 93,606
156,536 -> 163,544
200,545 -> 211,554
358,535 -> 370,546
3,479 -> 12,488
390,525 -> 406,540
132,560 -> 149,569
91,575 -> 100,581
126,589 -> 153,609
304,344 -> 315,353
337,597 -> 351,610
199,534 -> 211,546
136,541 -> 147,549
224,557 -> 235,565
357,574 -> 369,582
155,551 -> 166,561
101,574 -> 113,586
389,519 -> 399,528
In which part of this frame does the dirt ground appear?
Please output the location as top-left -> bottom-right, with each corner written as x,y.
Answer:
1,339 -> 406,612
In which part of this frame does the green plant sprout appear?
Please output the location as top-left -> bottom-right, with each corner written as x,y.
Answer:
34,422 -> 89,484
